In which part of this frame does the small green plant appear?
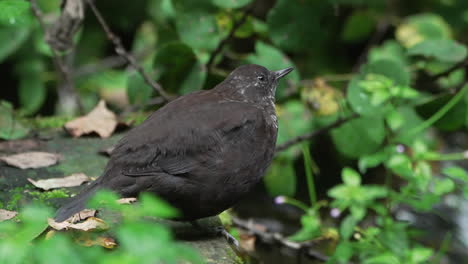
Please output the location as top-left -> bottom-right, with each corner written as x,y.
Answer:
0,191 -> 204,264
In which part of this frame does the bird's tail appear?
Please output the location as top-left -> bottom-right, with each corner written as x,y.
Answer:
54,180 -> 101,222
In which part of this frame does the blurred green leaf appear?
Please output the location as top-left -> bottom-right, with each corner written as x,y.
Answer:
396,13 -> 452,48
173,0 -> 223,53
153,42 -> 206,94
17,59 -> 46,115
408,39 -> 467,63
340,215 -> 357,240
361,59 -> 410,86
386,154 -> 413,178
275,100 -> 313,158
289,213 -> 321,241
139,193 -> 179,218
212,0 -> 251,9
0,0 -> 31,26
433,178 -> 455,195
442,166 -> 468,181
0,25 -> 29,63
341,11 -> 376,43
263,157 -> 296,197
0,101 -> 30,140
246,41 -> 300,99
331,115 -> 385,158
267,0 -> 330,52
342,168 -> 361,186
127,71 -> 153,105
409,247 -> 433,263
369,40 -> 409,66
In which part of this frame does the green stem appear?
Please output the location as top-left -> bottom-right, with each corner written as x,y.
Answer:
399,83 -> 468,140
283,197 -> 309,212
421,151 -> 468,161
302,143 -> 317,206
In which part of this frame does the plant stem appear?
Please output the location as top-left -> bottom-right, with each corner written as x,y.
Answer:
302,143 -> 317,206
398,83 -> 468,140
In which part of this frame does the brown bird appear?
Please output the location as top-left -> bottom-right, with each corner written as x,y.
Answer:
55,64 -> 293,223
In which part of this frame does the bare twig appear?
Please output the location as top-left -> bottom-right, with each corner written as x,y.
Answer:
232,216 -> 330,262
275,113 -> 360,153
206,7 -> 252,71
85,0 -> 171,101
30,0 -> 83,114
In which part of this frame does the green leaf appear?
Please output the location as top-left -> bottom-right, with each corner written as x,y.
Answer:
342,168 -> 361,186
363,254 -> 399,264
212,0 -> 252,9
408,39 -> 467,63
266,0 -> 331,52
127,71 -> 153,105
331,115 -> 386,158
153,42 -> 206,95
386,107 -> 404,130
433,178 -> 455,195
358,149 -> 389,173
0,0 -> 31,26
340,215 -> 357,240
341,10 -> 376,43
442,166 -> 468,182
17,59 -> 46,115
246,41 -> 300,100
369,40 -> 408,66
361,59 -> 410,86
0,25 -> 29,63
288,213 -> 321,241
347,77 -> 384,116
0,101 -> 30,140
139,193 -> 180,218
396,13 -> 452,48
409,247 -> 433,263
386,154 -> 413,178
263,157 -> 296,197
173,1 -> 223,53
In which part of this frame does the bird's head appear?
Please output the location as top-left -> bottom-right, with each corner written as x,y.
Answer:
219,64 -> 293,104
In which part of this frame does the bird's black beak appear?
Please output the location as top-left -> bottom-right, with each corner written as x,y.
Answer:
274,67 -> 294,80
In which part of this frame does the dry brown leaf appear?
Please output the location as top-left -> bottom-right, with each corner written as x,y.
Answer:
0,151 -> 62,169
0,209 -> 17,222
28,173 -> 91,190
117,197 -> 137,204
65,209 -> 97,223
48,216 -> 109,231
64,100 -> 117,138
239,233 -> 256,253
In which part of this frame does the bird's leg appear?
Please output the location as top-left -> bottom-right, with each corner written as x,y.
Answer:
190,221 -> 240,249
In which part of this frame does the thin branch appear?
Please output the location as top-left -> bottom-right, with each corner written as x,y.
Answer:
74,46 -> 154,77
429,59 -> 468,81
232,216 -> 330,262
206,7 -> 252,71
85,0 -> 171,101
275,113 -> 360,153
30,0 -> 83,114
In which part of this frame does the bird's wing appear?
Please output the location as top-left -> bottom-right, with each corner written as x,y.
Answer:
107,93 -> 264,179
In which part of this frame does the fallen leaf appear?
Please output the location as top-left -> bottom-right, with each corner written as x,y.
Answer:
0,151 -> 62,169
97,237 -> 117,249
48,216 -> 109,231
239,233 -> 256,253
28,173 -> 91,190
0,209 -> 17,222
65,209 -> 97,223
117,197 -> 137,204
64,100 -> 117,138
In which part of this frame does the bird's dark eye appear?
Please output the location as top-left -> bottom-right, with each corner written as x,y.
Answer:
257,75 -> 265,81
